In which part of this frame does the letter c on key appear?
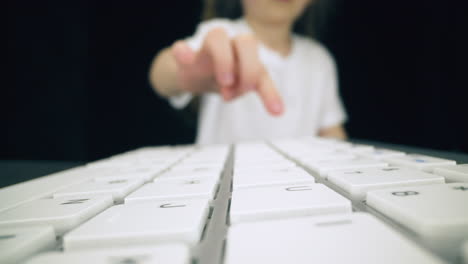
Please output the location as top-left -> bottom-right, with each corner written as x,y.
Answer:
159,203 -> 186,209
285,186 -> 313,192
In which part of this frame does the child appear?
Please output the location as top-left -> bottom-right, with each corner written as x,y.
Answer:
149,0 -> 347,144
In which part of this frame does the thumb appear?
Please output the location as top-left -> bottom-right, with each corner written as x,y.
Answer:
171,41 -> 196,67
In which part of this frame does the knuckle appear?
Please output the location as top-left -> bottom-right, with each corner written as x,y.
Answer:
172,40 -> 183,47
252,65 -> 264,77
206,27 -> 227,41
234,34 -> 257,45
241,65 -> 262,82
170,41 -> 184,54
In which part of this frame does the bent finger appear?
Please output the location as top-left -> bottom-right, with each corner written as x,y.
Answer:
233,34 -> 262,93
202,28 -> 235,88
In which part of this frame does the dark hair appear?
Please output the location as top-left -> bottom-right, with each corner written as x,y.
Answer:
202,0 -> 334,39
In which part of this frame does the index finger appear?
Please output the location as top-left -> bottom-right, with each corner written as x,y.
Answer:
256,70 -> 284,116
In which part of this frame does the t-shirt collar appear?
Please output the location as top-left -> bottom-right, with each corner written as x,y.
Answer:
235,17 -> 298,65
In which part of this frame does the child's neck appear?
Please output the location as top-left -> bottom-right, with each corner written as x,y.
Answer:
245,17 -> 293,57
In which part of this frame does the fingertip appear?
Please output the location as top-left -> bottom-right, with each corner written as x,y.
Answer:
269,99 -> 285,116
220,86 -> 232,101
256,74 -> 285,116
218,73 -> 234,87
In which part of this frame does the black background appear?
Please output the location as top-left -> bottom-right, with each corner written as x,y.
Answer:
4,0 -> 468,162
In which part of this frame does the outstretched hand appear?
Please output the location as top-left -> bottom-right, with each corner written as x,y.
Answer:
170,28 -> 284,116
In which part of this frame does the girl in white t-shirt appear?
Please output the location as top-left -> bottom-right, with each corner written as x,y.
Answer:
150,0 -> 347,144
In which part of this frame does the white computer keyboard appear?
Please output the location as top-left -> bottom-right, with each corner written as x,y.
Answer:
1,137 -> 468,264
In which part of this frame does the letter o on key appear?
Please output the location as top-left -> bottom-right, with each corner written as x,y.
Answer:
159,203 -> 186,208
391,191 -> 419,196
285,186 -> 313,192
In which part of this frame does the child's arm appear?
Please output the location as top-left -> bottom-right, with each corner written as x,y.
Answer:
319,125 -> 347,140
149,28 -> 284,115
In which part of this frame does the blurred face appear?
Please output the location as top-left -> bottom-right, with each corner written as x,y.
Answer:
242,0 -> 313,25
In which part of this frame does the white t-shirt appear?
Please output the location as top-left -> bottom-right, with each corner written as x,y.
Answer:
170,18 -> 347,145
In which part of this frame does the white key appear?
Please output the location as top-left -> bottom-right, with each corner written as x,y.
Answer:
297,152 -> 356,163
225,213 -> 444,264
359,148 -> 406,160
235,154 -> 287,164
125,177 -> 218,204
303,158 -> 388,178
25,244 -> 190,264
78,167 -> 157,182
385,154 -> 456,172
169,165 -> 223,176
233,167 -> 315,190
235,152 -> 282,160
230,184 -> 351,224
0,196 -> 112,235
434,164 -> 468,182
0,226 -> 56,264
54,179 -> 144,203
87,159 -> 171,170
158,169 -> 222,181
93,173 -> 154,183
327,167 -> 445,200
0,166 -> 94,213
64,199 -> 209,250
234,161 -> 296,172
177,158 -> 224,165
367,183 -> 468,239
93,166 -> 168,182
343,144 -> 375,154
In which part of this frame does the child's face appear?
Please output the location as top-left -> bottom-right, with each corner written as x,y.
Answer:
242,0 -> 313,25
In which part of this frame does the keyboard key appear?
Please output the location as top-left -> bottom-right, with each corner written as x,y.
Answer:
63,199 -> 209,250
158,168 -> 222,181
53,179 -> 144,203
434,164 -> 468,182
230,184 -> 351,224
225,213 -> 444,264
233,167 -> 315,190
168,165 -> 224,177
236,154 -> 284,161
176,159 -> 224,168
367,183 -> 468,239
0,196 -> 113,235
25,244 -> 190,264
125,177 -> 218,204
0,167 -> 93,213
234,161 -> 296,172
359,148 -> 406,160
303,158 -> 388,178
385,154 -> 456,172
87,159 -> 171,170
343,144 -> 375,154
297,151 -> 356,163
0,226 -> 56,264
92,166 -> 167,182
327,167 -> 445,200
